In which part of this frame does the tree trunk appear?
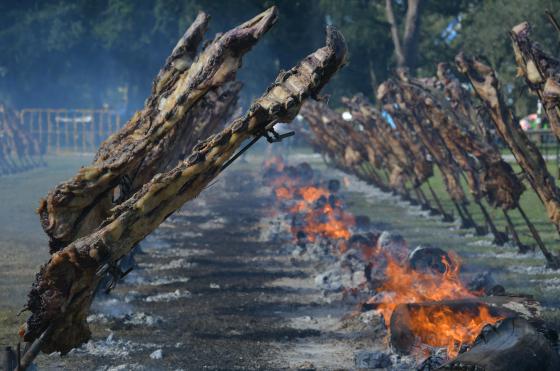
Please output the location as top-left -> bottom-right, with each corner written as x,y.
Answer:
402,0 -> 422,70
385,0 -> 423,70
385,0 -> 405,68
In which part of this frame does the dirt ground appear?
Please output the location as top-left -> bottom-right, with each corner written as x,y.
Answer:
3,161 -> 379,370
1,153 -> 560,370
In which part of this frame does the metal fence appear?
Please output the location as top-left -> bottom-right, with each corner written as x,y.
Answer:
20,109 -> 122,154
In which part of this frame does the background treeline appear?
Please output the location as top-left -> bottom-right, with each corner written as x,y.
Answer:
0,0 -> 559,116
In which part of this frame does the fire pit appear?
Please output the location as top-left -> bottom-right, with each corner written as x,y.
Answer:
262,156 -> 560,370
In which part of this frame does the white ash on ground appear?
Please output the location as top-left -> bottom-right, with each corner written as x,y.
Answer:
144,289 -> 192,302
259,158 -> 560,369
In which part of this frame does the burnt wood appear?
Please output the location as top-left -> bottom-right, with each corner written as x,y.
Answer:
440,317 -> 560,371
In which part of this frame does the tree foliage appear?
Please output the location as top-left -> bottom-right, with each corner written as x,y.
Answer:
0,0 -> 559,117
454,0 -> 560,115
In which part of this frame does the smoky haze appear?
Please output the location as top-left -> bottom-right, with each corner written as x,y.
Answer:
0,1 -> 330,116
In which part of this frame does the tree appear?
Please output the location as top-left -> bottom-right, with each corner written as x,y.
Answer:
454,0 -> 560,116
385,0 -> 423,70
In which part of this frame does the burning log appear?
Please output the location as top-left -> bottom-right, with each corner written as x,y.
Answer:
389,299 -> 511,357
20,22 -> 347,355
456,53 -> 560,268
389,294 -> 552,363
440,317 -> 560,371
38,9 -> 272,253
360,229 -> 555,366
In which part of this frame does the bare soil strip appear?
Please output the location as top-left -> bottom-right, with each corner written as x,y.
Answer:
30,168 -> 374,370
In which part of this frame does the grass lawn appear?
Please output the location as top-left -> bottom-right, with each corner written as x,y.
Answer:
272,146 -> 560,311
417,161 -> 560,259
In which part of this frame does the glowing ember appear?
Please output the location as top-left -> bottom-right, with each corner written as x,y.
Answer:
302,203 -> 353,241
264,158 -> 502,361
299,186 -> 330,203
289,186 -> 330,213
275,186 -> 292,200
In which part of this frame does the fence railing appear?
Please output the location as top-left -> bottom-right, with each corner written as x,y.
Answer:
19,109 -> 122,154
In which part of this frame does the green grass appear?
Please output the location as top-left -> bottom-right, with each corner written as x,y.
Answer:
277,149 -> 560,307
415,162 -> 560,258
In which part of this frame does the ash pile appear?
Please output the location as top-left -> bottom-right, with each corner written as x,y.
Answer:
261,156 -> 560,371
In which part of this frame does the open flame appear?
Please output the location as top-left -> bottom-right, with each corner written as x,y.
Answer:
302,202 -> 354,241
407,304 -> 503,358
263,157 -> 503,361
372,252 -> 475,326
264,158 -> 354,243
369,252 -> 503,358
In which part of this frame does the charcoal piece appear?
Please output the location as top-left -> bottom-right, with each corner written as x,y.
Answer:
328,194 -> 338,208
467,271 -> 499,295
408,245 -> 454,274
314,195 -> 328,209
417,349 -> 447,371
328,179 -> 341,193
377,231 -> 408,262
296,162 -> 314,182
349,234 -> 371,247
354,215 -> 371,229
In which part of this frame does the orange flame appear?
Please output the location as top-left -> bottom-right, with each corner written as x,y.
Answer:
302,203 -> 354,241
407,304 -> 503,358
372,253 -> 474,326
289,186 -> 330,214
299,186 -> 330,203
275,186 -> 292,200
369,253 -> 503,359
264,158 -> 501,360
